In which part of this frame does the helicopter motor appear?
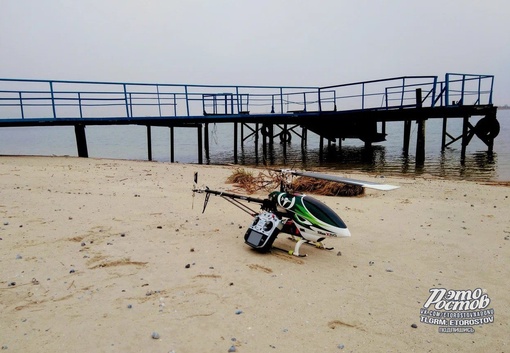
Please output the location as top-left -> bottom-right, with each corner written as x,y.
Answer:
244,211 -> 283,252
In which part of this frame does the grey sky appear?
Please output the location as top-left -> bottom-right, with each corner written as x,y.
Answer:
1,0 -> 509,104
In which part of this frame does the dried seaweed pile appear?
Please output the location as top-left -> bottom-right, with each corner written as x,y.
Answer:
226,168 -> 364,197
226,168 -> 282,193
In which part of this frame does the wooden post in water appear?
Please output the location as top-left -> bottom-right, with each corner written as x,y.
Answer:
441,118 -> 448,152
282,124 -> 287,163
319,135 -> 324,160
234,122 -> 238,164
301,127 -> 307,149
204,123 -> 210,162
254,123 -> 259,162
146,125 -> 152,161
74,124 -> 88,158
461,116 -> 469,162
169,126 -> 175,163
415,89 -> 426,166
403,120 -> 411,155
197,124 -> 203,164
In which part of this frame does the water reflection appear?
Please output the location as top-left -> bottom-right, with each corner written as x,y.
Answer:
229,141 -> 498,181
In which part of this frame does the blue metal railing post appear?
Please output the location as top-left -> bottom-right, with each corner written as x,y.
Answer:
431,76 -> 438,107
123,84 -> 130,118
476,76 -> 481,105
303,92 -> 307,111
49,81 -> 56,118
129,93 -> 133,118
78,92 -> 83,118
489,76 -> 494,105
445,74 -> 450,107
19,92 -> 25,119
361,83 -> 365,110
460,74 -> 466,105
235,87 -> 240,113
400,78 -> 405,108
185,86 -> 190,116
156,85 -> 162,117
280,88 -> 284,114
173,93 -> 177,116
318,88 -> 322,112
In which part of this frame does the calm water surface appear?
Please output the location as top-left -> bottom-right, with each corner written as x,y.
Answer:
1,110 -> 509,181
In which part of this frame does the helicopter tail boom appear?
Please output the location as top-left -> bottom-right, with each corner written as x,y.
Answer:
283,170 -> 399,191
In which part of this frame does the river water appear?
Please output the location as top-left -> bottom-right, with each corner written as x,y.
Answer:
1,110 -> 509,181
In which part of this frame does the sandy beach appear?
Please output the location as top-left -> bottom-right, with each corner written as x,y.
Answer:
0,156 -> 508,352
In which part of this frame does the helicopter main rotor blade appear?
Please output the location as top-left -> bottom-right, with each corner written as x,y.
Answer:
285,170 -> 399,191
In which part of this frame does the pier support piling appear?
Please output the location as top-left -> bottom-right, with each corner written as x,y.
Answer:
169,126 -> 175,163
461,116 -> 469,161
403,120 -> 411,155
197,124 -> 203,164
204,123 -> 210,162
74,124 -> 88,158
146,125 -> 152,161
415,89 -> 426,166
234,122 -> 238,164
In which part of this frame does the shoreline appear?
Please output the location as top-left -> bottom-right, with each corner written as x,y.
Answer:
2,153 -> 509,183
1,156 -> 509,352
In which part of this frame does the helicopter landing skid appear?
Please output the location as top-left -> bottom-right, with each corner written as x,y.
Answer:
272,244 -> 308,257
287,236 -> 334,251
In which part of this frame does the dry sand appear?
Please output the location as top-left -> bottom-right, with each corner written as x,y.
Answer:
0,156 -> 508,352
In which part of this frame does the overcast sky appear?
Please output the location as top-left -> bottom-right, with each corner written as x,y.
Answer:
1,0 -> 509,104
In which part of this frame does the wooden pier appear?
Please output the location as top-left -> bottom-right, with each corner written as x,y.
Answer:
0,74 -> 499,166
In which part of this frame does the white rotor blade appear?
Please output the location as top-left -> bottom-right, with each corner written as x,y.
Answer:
287,170 -> 399,191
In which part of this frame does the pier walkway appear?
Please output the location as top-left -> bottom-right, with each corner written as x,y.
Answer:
0,73 -> 498,165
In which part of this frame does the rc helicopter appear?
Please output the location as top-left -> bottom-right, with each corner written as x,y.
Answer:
192,169 -> 399,257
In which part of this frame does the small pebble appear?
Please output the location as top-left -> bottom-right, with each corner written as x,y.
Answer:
151,331 -> 160,339
338,343 -> 345,349
8,282 -> 16,287
411,323 -> 418,328
228,345 -> 236,352
3,222 -> 8,226
185,264 -> 191,269
127,304 -> 132,309
337,251 -> 342,256
386,269 -> 394,273
235,310 -> 243,315
69,269 -> 75,274
15,254 -> 22,260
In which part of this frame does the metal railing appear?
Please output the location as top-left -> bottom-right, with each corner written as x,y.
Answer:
0,73 -> 495,121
